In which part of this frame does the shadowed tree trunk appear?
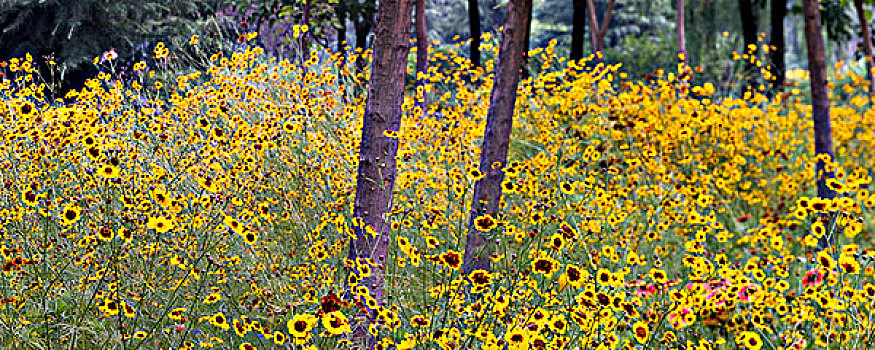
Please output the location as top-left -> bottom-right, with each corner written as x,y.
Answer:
302,0 -> 312,51
770,0 -> 787,92
462,0 -> 532,274
335,0 -> 348,53
801,0 -> 835,248
353,5 -> 375,73
353,6 -> 374,51
571,0 -> 586,61
739,0 -> 758,91
469,0 -> 482,67
586,0 -> 615,60
348,0 -> 414,346
677,0 -> 686,67
415,0 -> 429,108
522,1 -> 533,78
677,0 -> 689,92
855,0 -> 874,95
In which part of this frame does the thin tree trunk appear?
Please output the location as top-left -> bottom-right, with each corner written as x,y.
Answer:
354,9 -> 374,73
302,0 -> 312,51
586,0 -> 600,53
355,21 -> 370,51
415,0 -> 429,108
677,0 -> 686,67
585,0 -> 614,59
677,0 -> 688,92
571,0 -> 586,61
770,0 -> 787,92
469,0 -> 482,67
739,0 -> 758,91
855,0 -> 874,95
336,0 -> 348,53
522,1 -> 533,78
801,0 -> 836,248
348,0 -> 414,346
462,0 -> 532,274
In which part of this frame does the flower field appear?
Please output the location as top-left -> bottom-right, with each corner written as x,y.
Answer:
1,37 -> 875,350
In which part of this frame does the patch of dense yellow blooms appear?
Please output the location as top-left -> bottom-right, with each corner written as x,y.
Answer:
0,36 -> 874,349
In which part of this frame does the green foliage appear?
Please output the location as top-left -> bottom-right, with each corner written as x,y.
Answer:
223,0 -> 352,51
789,0 -> 854,44
427,0 -> 506,44
604,32 -> 676,78
0,0 -> 222,90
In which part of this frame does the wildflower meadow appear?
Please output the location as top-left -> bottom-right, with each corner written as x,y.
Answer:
1,10 -> 875,350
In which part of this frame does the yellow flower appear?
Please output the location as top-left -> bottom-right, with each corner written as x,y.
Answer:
147,216 -> 174,234
737,331 -> 763,350
99,164 -> 121,179
60,204 -> 82,225
209,312 -> 230,330
287,314 -> 316,339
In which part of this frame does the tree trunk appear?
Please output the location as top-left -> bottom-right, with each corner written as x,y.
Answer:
677,0 -> 686,67
415,0 -> 429,108
355,22 -> 371,51
348,0 -> 414,346
585,0 -> 615,60
739,0 -> 758,91
855,0 -> 874,95
336,0 -> 348,53
801,0 -> 835,248
302,0 -> 312,52
522,1 -> 533,78
571,0 -> 586,61
462,0 -> 532,274
469,0 -> 482,67
770,0 -> 787,91
586,0 -> 600,53
354,9 -> 374,73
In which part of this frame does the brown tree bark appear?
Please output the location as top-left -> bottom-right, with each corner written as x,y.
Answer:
415,0 -> 429,108
302,0 -> 312,51
469,0 -> 482,67
770,0 -> 787,91
677,0 -> 686,67
462,0 -> 532,274
335,0 -> 348,53
739,0 -> 758,91
522,1 -> 533,78
354,4 -> 375,73
585,0 -> 614,58
571,0 -> 586,61
348,0 -> 414,346
855,0 -> 875,95
801,0 -> 836,248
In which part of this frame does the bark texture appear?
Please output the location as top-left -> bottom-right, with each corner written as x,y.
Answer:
585,0 -> 614,57
335,0 -> 348,53
415,0 -> 429,108
739,0 -> 758,91
522,1 -> 533,78
770,0 -> 787,91
855,0 -> 874,95
677,0 -> 686,66
353,6 -> 375,73
354,8 -> 374,51
462,0 -> 532,274
801,0 -> 835,248
571,0 -> 586,61
348,0 -> 414,346
302,0 -> 312,51
469,0 -> 482,67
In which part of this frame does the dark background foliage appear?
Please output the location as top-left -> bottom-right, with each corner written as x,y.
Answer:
0,0 -> 869,92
